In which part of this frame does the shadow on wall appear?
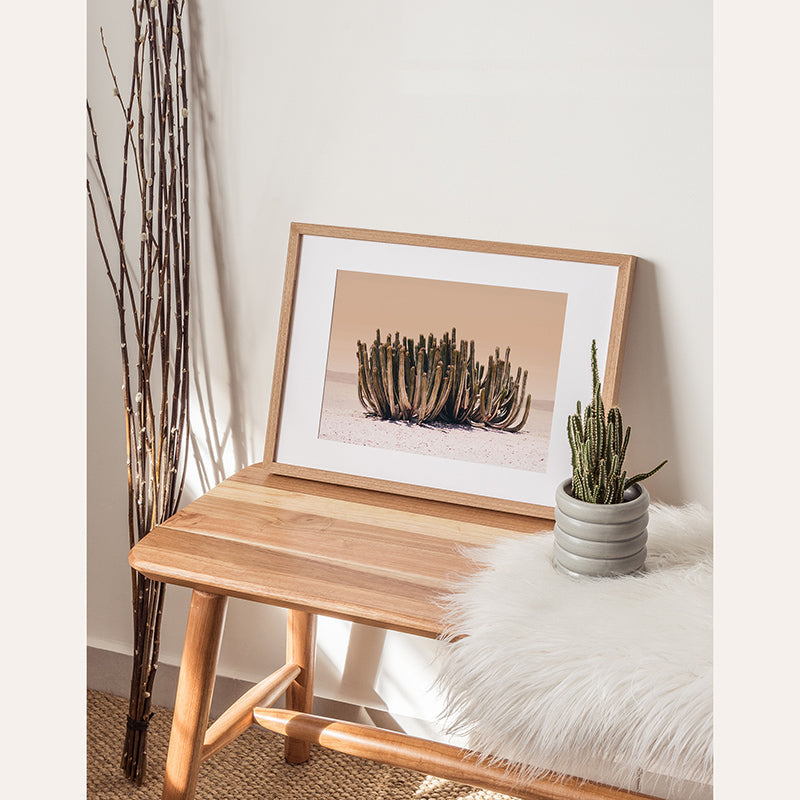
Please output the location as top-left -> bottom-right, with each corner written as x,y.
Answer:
183,7 -> 389,720
620,258 -> 679,504
187,3 -> 250,492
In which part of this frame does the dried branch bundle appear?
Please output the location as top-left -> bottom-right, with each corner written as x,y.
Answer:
87,0 -> 191,784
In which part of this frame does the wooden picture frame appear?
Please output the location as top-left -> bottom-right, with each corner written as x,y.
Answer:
264,223 -> 636,519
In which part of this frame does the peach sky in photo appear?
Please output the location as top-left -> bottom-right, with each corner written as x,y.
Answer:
324,270 -> 568,404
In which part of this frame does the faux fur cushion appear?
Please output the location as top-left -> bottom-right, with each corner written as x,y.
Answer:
436,503 -> 712,795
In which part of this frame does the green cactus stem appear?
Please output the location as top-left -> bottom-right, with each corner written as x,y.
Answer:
470,346 -> 532,432
567,340 -> 667,503
355,328 -> 533,432
438,329 -> 481,425
355,329 -> 454,423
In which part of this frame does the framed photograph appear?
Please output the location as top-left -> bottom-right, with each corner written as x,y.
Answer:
265,223 -> 636,519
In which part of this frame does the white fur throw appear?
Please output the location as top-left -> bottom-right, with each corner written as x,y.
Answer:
436,503 -> 712,795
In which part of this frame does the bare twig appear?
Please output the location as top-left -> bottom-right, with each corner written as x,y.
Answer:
87,0 -> 191,785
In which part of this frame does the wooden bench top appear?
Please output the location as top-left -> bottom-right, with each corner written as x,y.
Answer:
129,464 -> 554,638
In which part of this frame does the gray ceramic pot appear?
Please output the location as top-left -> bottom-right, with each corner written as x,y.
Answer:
553,479 -> 649,577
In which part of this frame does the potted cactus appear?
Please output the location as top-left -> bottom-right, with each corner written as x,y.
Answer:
553,341 -> 667,577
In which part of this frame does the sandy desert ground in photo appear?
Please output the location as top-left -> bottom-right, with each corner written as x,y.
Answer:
318,374 -> 554,472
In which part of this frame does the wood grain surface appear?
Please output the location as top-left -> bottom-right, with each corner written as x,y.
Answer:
129,464 -> 552,638
200,662 -> 300,762
253,709 -> 659,800
284,610 -> 317,763
162,591 -> 228,800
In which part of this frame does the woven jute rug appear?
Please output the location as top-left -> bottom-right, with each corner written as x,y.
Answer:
87,690 -> 513,800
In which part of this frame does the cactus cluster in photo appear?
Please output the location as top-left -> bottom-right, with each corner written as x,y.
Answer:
567,340 -> 667,503
356,328 -> 532,432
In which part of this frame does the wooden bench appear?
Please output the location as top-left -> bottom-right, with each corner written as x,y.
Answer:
130,463 -> 659,800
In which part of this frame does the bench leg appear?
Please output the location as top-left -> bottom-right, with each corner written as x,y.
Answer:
162,590 -> 228,800
284,610 -> 317,764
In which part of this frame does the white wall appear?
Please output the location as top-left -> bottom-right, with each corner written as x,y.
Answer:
87,0 -> 711,735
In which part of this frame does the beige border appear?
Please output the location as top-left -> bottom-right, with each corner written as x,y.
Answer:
264,223 -> 636,520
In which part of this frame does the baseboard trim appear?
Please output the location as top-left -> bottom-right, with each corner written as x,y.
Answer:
87,646 -> 385,725
86,647 -> 710,800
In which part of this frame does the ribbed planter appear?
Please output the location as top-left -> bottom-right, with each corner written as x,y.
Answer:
553,479 -> 649,577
